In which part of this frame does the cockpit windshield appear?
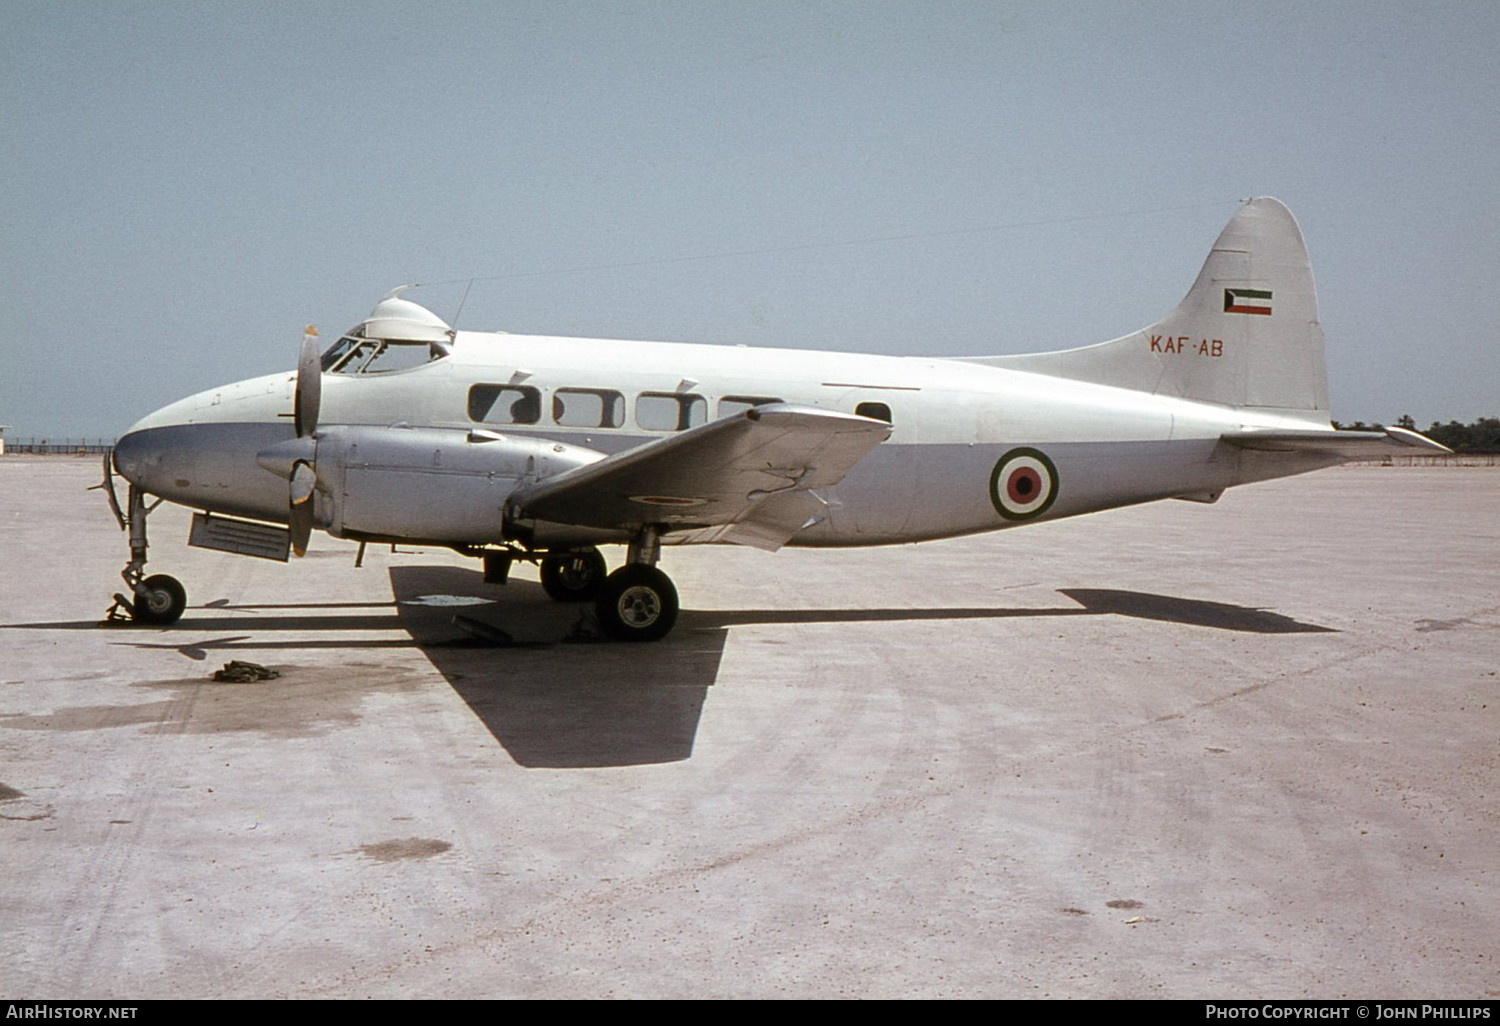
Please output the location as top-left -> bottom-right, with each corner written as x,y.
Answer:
321,334 -> 449,375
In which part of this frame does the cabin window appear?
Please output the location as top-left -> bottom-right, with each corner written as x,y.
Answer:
855,401 -> 892,423
553,388 -> 625,428
468,384 -> 543,425
637,392 -> 707,431
718,395 -> 783,418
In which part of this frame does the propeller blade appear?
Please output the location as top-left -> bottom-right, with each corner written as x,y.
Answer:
289,461 -> 317,557
294,328 -> 322,438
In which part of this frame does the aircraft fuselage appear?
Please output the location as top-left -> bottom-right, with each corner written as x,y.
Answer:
114,329 -> 1336,549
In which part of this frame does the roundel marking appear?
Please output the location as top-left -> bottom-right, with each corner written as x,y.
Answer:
629,495 -> 707,507
989,447 -> 1059,521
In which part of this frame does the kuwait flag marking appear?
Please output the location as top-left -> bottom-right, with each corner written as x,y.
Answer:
1224,288 -> 1273,315
990,447 -> 1060,521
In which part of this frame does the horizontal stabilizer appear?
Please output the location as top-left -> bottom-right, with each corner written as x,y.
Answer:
1220,425 -> 1451,457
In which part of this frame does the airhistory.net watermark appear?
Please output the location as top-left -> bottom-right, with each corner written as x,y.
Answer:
5,1008 -> 137,1020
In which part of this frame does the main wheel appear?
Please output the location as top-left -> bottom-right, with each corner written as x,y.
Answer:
132,574 -> 187,626
539,548 -> 608,602
595,565 -> 678,642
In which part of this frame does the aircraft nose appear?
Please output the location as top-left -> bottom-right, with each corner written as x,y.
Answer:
111,428 -> 154,488
110,412 -> 296,524
111,420 -> 196,495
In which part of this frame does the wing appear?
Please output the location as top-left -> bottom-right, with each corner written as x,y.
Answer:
510,403 -> 892,551
1220,425 -> 1451,457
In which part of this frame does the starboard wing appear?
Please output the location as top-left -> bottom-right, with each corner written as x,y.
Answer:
509,404 -> 892,551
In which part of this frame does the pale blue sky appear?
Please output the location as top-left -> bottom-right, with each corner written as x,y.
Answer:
4,0 -> 1496,437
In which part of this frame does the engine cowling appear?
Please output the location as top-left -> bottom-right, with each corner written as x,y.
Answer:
260,425 -> 605,545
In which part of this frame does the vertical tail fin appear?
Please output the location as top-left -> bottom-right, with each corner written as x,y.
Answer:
976,198 -> 1331,421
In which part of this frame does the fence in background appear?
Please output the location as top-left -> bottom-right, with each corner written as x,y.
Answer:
2,438 -> 115,455
1356,453 -> 1497,467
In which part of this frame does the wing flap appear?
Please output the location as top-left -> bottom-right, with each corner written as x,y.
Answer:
668,491 -> 829,552
511,404 -> 890,549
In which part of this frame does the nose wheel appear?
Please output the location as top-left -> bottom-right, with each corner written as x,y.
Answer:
124,574 -> 188,625
99,467 -> 188,626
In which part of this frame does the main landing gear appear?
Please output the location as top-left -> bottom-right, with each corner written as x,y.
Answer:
97,458 -> 187,626
538,548 -> 608,602
596,564 -> 678,642
593,527 -> 678,643
494,536 -> 679,641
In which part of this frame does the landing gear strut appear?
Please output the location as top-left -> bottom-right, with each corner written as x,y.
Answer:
594,527 -> 678,642
99,462 -> 187,626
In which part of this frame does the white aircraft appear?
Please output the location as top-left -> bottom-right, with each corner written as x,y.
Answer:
104,198 -> 1447,641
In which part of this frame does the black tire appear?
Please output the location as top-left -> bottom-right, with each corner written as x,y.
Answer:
132,574 -> 187,626
539,548 -> 608,602
594,565 -> 678,642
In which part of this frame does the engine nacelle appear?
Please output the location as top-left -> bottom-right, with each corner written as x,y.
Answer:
303,425 -> 604,545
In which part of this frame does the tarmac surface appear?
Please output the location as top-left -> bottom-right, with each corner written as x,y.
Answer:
1,455 -> 1495,999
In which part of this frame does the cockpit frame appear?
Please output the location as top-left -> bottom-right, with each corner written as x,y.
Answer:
321,333 -> 450,375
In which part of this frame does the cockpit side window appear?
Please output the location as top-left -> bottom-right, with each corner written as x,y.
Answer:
358,340 -> 443,374
323,334 -> 448,375
321,336 -> 364,372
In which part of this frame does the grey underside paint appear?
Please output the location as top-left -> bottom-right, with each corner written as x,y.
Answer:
113,420 -> 1334,552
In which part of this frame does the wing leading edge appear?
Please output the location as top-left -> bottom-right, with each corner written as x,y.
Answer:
509,404 -> 892,551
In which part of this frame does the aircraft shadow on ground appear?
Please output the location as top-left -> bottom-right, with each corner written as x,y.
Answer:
391,570 -> 1333,768
388,565 -> 722,769
12,576 -> 1332,768
683,590 -> 1334,635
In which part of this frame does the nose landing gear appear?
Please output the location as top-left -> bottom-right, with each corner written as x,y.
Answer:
120,573 -> 188,626
97,455 -> 187,626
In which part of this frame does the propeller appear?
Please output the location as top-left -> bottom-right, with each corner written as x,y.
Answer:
289,326 -> 321,557
288,461 -> 317,557
294,325 -> 321,438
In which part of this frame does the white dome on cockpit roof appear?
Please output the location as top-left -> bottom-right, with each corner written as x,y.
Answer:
360,288 -> 452,342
